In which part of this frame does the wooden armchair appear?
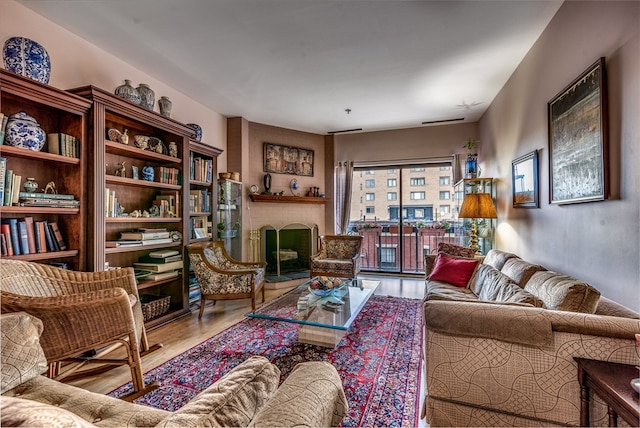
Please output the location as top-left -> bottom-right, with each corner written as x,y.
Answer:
310,235 -> 363,279
0,259 -> 160,401
187,240 -> 267,318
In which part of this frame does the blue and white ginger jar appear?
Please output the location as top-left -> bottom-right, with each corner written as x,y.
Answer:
141,166 -> 155,182
5,111 -> 46,151
186,123 -> 202,142
114,79 -> 141,104
2,36 -> 51,84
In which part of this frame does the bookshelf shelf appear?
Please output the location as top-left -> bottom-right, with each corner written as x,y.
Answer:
0,145 -> 81,165
106,175 -> 182,190
8,250 -> 78,261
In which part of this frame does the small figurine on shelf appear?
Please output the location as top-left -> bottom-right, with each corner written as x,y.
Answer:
44,181 -> 56,194
114,161 -> 126,177
119,129 -> 129,145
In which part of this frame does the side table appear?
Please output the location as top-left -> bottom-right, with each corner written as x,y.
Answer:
575,357 -> 640,427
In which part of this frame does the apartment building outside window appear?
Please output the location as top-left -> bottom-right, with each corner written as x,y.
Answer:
410,177 -> 425,186
439,191 -> 450,200
388,178 -> 397,187
365,193 -> 375,201
410,191 -> 425,200
439,176 -> 450,186
365,179 -> 375,188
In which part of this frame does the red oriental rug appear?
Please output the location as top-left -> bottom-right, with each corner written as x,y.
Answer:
110,295 -> 423,427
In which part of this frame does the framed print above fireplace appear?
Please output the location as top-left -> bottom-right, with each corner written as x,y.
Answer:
548,57 -> 608,205
264,143 -> 314,176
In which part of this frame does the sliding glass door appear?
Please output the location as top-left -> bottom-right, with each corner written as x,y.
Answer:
348,162 -> 457,274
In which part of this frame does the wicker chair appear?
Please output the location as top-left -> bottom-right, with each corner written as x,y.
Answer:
0,259 -> 160,401
187,240 -> 267,319
310,235 -> 363,279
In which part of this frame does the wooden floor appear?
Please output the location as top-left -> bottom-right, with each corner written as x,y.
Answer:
67,274 -> 426,425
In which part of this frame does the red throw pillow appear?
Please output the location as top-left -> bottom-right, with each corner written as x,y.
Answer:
428,253 -> 479,288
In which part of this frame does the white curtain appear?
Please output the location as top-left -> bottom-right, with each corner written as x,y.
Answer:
334,160 -> 354,234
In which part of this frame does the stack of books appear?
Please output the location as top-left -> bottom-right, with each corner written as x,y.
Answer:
106,228 -> 174,248
133,249 -> 183,281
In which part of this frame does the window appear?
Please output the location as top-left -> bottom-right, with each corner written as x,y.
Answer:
379,245 -> 397,268
440,205 -> 450,214
439,191 -> 450,200
439,176 -> 450,186
365,193 -> 375,201
365,206 -> 375,214
387,168 -> 397,174
387,178 -> 397,187
410,191 -> 425,200
410,167 -> 425,172
365,179 -> 375,188
387,192 -> 397,201
410,177 -> 425,186
366,170 -> 375,175
415,208 -> 425,218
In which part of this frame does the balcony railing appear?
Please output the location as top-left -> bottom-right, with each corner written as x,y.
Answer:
350,221 -> 483,274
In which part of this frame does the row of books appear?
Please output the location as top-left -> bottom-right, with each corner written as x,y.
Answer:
0,114 -> 8,145
106,228 -> 177,248
0,158 -> 78,207
1,218 -> 67,256
47,133 -> 80,158
155,166 -> 180,185
134,249 -> 183,281
189,189 -> 211,213
189,154 -> 213,183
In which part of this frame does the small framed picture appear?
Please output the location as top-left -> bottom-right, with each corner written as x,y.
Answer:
512,150 -> 539,208
131,165 -> 139,180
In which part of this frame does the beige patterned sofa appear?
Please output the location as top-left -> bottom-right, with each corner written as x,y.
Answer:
423,248 -> 640,427
1,312 -> 348,427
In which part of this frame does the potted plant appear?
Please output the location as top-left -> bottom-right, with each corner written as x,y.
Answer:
463,138 -> 480,178
389,221 -> 414,234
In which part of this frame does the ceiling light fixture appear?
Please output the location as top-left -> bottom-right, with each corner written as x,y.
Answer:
345,108 -> 351,114
456,101 -> 482,111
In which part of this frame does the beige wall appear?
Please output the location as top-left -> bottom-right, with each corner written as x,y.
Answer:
229,120 -> 328,258
1,0 -> 227,164
480,1 -> 639,306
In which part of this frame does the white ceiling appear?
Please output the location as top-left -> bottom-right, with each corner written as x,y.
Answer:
18,0 -> 562,134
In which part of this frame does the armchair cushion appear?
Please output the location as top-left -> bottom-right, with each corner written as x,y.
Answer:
157,356 -> 279,427
0,312 -> 47,394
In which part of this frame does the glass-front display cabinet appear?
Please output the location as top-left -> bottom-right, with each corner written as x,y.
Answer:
217,178 -> 242,259
454,178 -> 495,255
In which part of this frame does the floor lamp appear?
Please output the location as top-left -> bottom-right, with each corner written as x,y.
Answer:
458,193 -> 497,255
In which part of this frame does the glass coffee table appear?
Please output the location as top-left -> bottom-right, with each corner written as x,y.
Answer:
246,276 -> 380,347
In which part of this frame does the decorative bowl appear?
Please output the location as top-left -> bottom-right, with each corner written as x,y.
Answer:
5,111 -> 45,151
134,135 -> 150,149
308,277 -> 344,297
186,123 -> 202,142
3,36 -> 51,84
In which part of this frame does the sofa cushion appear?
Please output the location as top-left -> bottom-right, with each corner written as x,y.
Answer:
157,356 -> 280,427
1,312 -> 48,394
500,257 -> 546,287
493,281 -> 545,307
428,253 -> 479,288
482,249 -> 519,270
1,395 -> 96,428
525,271 -> 601,313
474,264 -> 520,302
437,242 -> 477,258
424,280 -> 478,302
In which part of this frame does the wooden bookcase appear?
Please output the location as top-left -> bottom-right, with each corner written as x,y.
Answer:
0,70 -> 91,270
68,85 -> 194,328
186,140 -> 222,307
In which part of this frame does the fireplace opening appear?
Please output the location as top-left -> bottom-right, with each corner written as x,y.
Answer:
261,223 -> 318,280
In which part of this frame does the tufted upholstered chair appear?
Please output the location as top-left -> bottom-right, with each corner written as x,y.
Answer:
187,240 -> 267,319
310,235 -> 363,279
0,259 -> 160,401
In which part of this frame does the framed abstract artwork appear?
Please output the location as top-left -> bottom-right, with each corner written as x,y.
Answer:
263,143 -> 314,176
512,150 -> 539,208
548,57 -> 608,205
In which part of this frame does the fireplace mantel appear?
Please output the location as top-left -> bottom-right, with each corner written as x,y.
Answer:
249,194 -> 328,204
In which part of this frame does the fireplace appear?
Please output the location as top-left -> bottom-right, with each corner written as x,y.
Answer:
261,223 -> 318,279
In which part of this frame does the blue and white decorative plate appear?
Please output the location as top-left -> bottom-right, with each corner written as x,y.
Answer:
3,36 -> 51,84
